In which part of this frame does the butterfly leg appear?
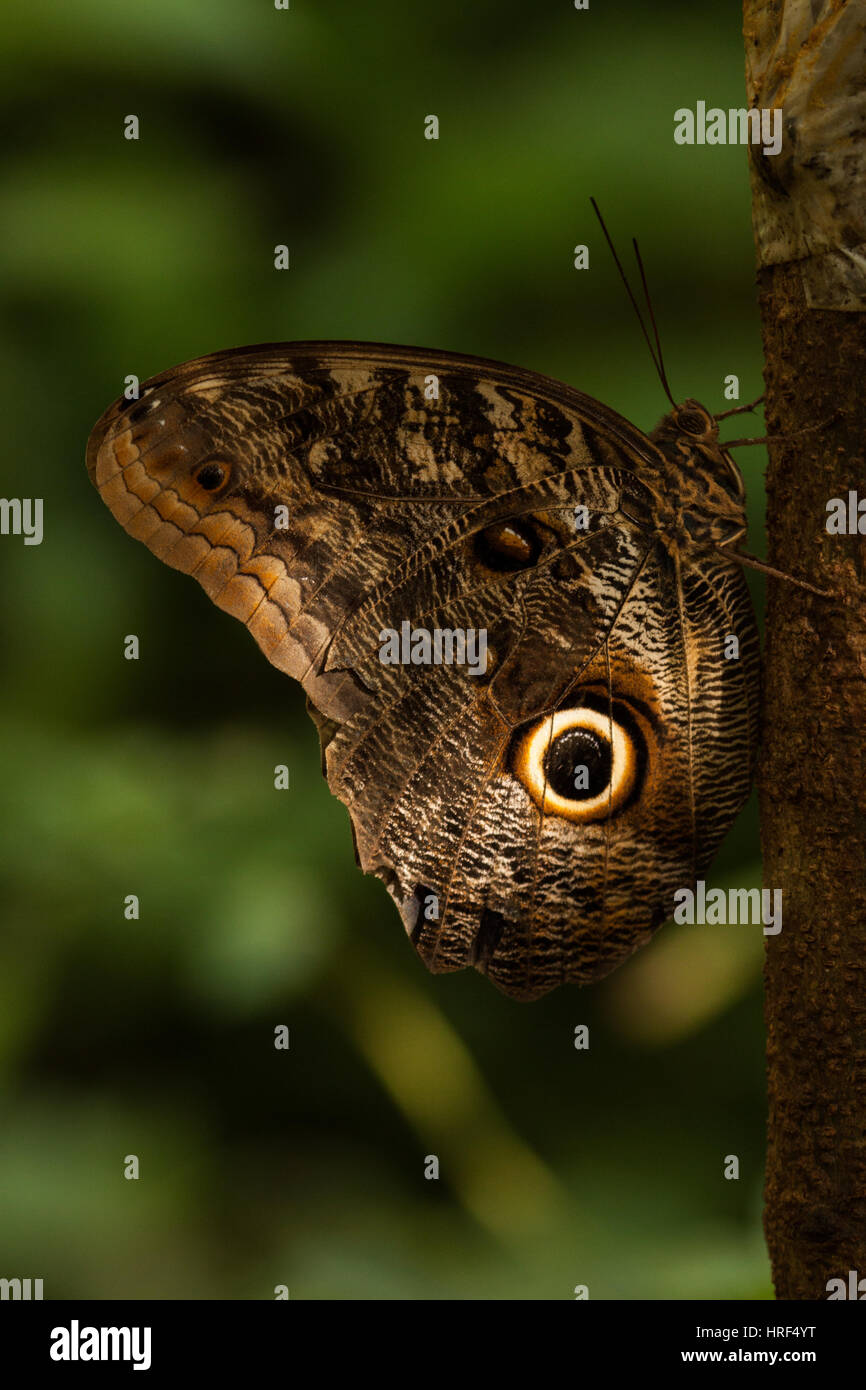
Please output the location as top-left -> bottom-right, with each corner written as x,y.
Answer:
713,393 -> 765,420
717,544 -> 836,598
722,410 -> 840,449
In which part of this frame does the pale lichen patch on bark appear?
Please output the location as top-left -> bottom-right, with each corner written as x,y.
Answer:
746,0 -> 866,309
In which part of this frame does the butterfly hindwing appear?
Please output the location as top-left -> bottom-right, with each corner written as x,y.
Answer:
87,341 -> 759,999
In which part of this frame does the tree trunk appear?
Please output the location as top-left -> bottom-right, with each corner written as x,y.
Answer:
744,0 -> 866,1299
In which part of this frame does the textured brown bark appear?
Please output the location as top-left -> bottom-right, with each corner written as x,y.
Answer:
745,1 -> 866,1300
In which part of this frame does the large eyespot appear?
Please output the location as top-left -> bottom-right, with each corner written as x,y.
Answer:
512,702 -> 644,823
474,518 -> 541,572
194,459 -> 232,493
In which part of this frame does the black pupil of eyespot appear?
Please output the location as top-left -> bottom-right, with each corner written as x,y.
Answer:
544,726 -> 611,801
196,464 -> 225,490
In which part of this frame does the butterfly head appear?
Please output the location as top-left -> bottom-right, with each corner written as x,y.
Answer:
648,398 -> 748,551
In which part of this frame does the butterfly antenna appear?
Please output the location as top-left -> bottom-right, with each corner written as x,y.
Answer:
590,197 -> 676,409
631,236 -> 677,410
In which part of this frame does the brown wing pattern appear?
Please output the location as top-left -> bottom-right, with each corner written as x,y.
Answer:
87,341 -> 759,1000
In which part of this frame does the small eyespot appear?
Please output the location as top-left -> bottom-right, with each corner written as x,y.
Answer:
195,461 -> 231,492
474,518 -> 541,572
512,702 -> 644,823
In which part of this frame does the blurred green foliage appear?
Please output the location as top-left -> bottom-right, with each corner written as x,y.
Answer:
0,0 -> 773,1298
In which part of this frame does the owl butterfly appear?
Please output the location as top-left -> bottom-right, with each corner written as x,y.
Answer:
87,326 -> 768,1001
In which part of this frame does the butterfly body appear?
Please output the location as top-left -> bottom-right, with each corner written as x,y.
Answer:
87,342 -> 759,1000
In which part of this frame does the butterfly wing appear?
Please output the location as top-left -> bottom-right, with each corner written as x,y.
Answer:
86,342 -> 758,999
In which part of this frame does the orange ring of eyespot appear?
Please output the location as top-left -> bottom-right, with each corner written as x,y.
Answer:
513,707 -> 638,823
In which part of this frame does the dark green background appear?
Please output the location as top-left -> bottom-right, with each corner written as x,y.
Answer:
0,0 -> 773,1298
